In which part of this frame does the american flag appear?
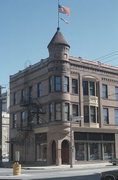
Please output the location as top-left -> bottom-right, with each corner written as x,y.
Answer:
58,4 -> 70,16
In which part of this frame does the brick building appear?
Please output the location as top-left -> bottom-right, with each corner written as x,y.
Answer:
9,28 -> 118,165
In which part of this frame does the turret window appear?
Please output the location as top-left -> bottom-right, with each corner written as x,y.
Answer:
64,103 -> 70,121
49,77 -> 53,93
55,103 -> 62,121
64,77 -> 69,92
55,76 -> 61,91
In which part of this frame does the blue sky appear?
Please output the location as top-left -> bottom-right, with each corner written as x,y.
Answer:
0,0 -> 118,90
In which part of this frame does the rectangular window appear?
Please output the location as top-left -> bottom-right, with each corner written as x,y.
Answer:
37,83 -> 42,97
72,104 -> 78,116
90,106 -> 96,123
72,79 -> 78,94
64,77 -> 69,92
13,92 -> 16,105
65,103 -> 69,121
29,86 -> 33,101
13,114 -> 17,128
115,109 -> 118,125
103,108 -> 109,124
102,84 -> 108,98
49,104 -> 53,121
21,89 -> 25,101
55,103 -> 61,121
83,81 -> 88,95
115,87 -> 118,100
21,111 -> 27,127
49,77 -> 53,93
90,81 -> 95,96
55,76 -> 61,91
84,106 -> 89,123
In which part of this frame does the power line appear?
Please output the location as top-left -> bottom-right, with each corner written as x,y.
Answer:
102,56 -> 118,64
94,50 -> 118,62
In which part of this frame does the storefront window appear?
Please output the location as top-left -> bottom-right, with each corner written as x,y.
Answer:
89,143 -> 99,160
103,143 -> 113,160
75,143 -> 85,161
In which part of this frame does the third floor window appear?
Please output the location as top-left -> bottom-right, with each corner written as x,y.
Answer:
102,84 -> 108,98
72,79 -> 78,94
37,83 -> 42,97
83,80 -> 95,96
115,87 -> 118,100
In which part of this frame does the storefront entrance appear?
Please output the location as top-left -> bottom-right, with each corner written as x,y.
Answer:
61,140 -> 69,164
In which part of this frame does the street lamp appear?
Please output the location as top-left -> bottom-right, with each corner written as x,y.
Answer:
69,115 -> 83,168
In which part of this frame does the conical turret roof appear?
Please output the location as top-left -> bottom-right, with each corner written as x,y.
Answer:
47,28 -> 70,48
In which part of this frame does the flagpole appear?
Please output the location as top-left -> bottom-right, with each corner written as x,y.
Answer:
58,0 -> 60,29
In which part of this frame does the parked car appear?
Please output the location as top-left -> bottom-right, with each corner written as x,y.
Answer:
109,159 -> 118,165
101,170 -> 118,180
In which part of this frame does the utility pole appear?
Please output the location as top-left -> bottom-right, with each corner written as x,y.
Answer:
0,86 -> 2,163
69,115 -> 83,168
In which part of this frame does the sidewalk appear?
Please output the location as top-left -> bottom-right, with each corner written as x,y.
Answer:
22,162 -> 111,170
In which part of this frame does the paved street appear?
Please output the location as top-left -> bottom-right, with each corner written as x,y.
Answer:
0,163 -> 118,180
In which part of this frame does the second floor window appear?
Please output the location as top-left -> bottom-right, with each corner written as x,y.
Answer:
55,76 -> 61,91
55,103 -> 61,120
102,84 -> 108,98
65,103 -> 69,121
115,87 -> 118,100
103,108 -> 109,124
72,104 -> 78,116
12,114 -> 17,128
83,81 -> 88,95
37,83 -> 42,97
21,111 -> 27,127
90,106 -> 96,123
84,106 -> 89,123
72,79 -> 78,94
13,92 -> 16,105
115,109 -> 118,125
64,77 -> 69,92
49,104 -> 53,121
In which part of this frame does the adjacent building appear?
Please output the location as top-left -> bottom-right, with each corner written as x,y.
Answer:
0,91 -> 10,161
9,28 -> 118,165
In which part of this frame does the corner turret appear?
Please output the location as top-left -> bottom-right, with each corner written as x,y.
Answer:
47,28 -> 70,61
